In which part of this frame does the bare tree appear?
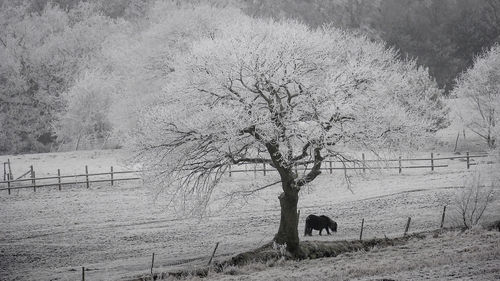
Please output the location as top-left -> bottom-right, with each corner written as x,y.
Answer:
134,14 -> 447,257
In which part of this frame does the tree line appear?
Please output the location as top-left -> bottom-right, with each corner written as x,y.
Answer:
245,0 -> 500,92
0,0 -> 498,154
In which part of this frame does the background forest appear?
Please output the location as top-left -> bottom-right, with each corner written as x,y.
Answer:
1,0 -> 499,154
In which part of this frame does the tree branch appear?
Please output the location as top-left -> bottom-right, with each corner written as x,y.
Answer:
228,180 -> 282,198
296,147 -> 323,187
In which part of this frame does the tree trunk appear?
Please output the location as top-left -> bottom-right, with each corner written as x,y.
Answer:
274,183 -> 302,257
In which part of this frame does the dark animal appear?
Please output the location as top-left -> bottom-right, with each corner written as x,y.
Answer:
304,214 -> 337,236
486,219 -> 500,232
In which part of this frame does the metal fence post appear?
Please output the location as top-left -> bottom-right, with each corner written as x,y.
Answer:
85,165 -> 89,188
58,169 -> 61,191
110,166 -> 114,186
359,218 -> 364,241
151,252 -> 155,275
30,165 -> 35,192
362,153 -> 366,173
208,242 -> 220,266
440,206 -> 446,228
398,156 -> 402,174
404,217 -> 411,236
430,152 -> 434,171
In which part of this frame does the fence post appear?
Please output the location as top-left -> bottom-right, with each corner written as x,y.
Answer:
3,162 -> 6,181
30,165 -> 36,192
151,252 -> 155,275
430,152 -> 434,171
110,166 -> 114,186
58,169 -> 61,191
32,171 -> 36,192
359,218 -> 364,241
228,165 -> 232,177
263,163 -> 266,176
440,206 -> 446,228
82,266 -> 85,281
466,152 -> 470,169
398,156 -> 402,174
362,153 -> 366,173
7,173 -> 11,195
207,242 -> 220,266
404,217 -> 411,236
329,160 -> 332,174
85,165 -> 89,188
7,158 -> 12,180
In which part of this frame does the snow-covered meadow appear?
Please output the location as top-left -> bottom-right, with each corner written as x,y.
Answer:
198,228 -> 500,281
0,148 -> 498,280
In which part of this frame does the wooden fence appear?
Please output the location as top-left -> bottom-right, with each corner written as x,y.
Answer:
0,165 -> 140,195
227,152 -> 490,176
0,152 -> 490,194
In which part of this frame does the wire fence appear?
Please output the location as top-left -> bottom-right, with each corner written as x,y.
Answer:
128,204 -> 455,281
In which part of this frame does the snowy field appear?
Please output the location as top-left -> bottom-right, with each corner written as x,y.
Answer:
200,228 -> 500,281
0,148 -> 499,280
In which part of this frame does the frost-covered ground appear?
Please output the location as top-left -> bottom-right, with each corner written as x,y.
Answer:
0,148 -> 499,281
196,228 -> 500,281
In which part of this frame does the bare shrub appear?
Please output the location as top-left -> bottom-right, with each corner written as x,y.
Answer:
454,168 -> 494,229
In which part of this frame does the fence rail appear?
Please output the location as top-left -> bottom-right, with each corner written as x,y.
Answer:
0,165 -> 141,194
227,152 -> 489,176
0,152 -> 491,194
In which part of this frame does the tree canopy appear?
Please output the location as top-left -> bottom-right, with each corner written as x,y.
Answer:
0,2 -> 120,153
452,44 -> 500,148
245,0 -> 500,92
134,14 -> 448,255
0,0 -> 497,154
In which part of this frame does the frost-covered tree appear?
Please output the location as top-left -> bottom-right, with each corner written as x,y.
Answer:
0,2 -> 119,153
55,71 -> 114,150
134,16 -> 447,256
61,3 -> 243,141
452,44 -> 500,149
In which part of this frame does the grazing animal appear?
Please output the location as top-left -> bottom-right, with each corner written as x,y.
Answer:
486,219 -> 500,232
304,214 -> 338,236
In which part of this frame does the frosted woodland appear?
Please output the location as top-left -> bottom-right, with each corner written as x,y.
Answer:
0,1 -> 499,280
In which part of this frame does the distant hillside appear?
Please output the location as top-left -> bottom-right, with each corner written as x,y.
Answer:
242,0 -> 500,93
